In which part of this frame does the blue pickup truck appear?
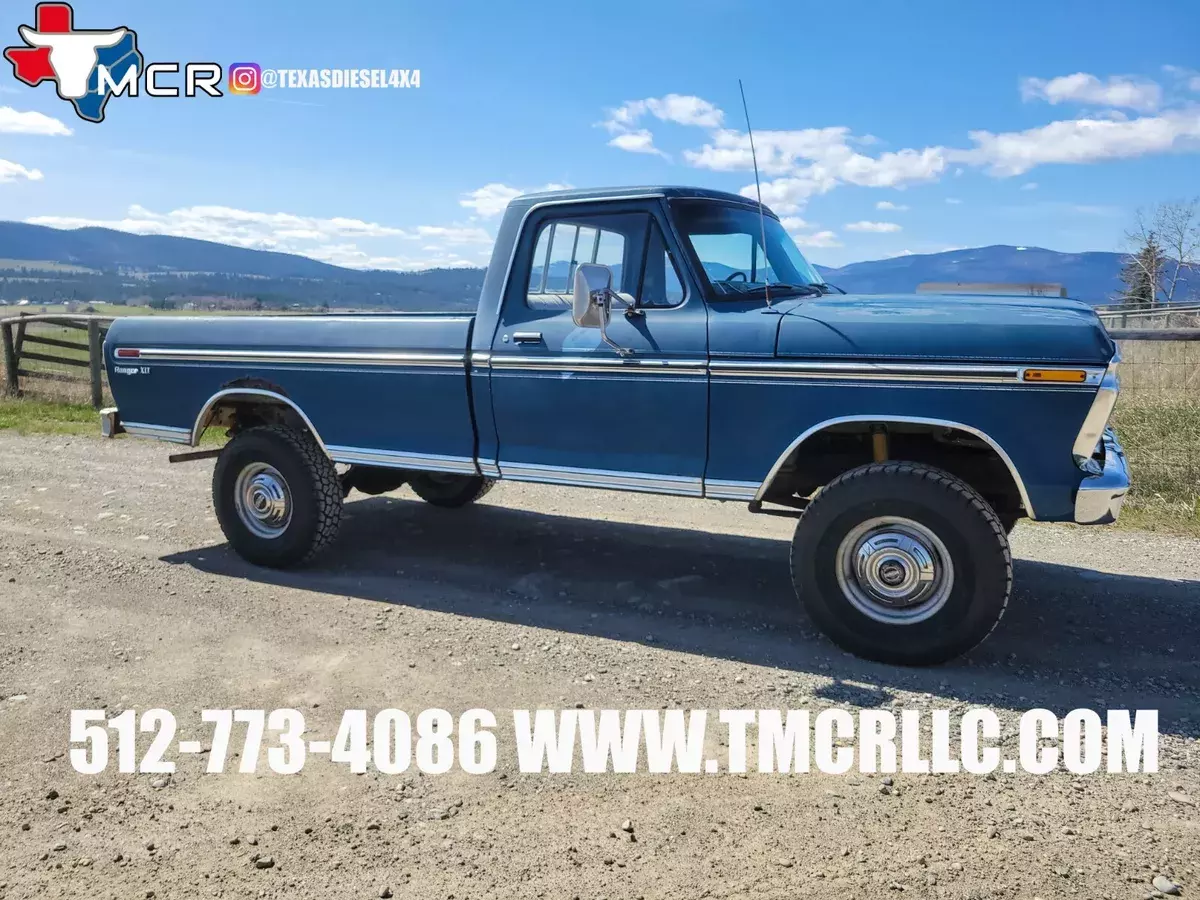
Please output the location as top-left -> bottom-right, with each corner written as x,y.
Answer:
101,185 -> 1128,665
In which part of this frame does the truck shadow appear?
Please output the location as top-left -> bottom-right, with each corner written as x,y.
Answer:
162,495 -> 1200,737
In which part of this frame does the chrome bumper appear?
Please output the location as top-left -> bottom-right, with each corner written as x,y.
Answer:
99,407 -> 125,438
1074,428 -> 1130,524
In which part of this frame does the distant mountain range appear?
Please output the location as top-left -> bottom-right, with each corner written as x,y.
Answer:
0,221 -> 484,311
815,245 -> 1126,303
0,220 -> 1130,309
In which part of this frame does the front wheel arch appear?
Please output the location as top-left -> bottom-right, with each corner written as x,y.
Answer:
757,416 -> 1034,521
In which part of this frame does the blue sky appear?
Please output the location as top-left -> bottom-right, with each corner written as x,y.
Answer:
1,0 -> 1198,269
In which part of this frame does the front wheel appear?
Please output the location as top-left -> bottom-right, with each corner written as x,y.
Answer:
790,461 -> 1011,666
213,425 -> 343,568
408,472 -> 495,508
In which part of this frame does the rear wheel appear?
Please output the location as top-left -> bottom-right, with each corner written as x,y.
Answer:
213,425 -> 343,567
408,472 -> 495,508
790,461 -> 1011,666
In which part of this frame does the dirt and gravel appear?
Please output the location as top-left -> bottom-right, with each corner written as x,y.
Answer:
0,431 -> 1197,900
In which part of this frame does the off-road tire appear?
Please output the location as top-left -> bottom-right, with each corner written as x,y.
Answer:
408,473 -> 495,508
790,461 -> 1011,666
213,424 -> 343,568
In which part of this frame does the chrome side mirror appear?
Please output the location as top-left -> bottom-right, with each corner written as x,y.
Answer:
571,263 -> 631,357
572,263 -> 613,328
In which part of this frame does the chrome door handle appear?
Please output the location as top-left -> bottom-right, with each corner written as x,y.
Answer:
513,331 -> 543,343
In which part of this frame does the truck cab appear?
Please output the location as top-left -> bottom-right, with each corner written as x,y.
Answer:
102,185 -> 1129,665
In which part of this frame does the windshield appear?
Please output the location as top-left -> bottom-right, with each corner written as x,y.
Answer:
671,200 -> 824,298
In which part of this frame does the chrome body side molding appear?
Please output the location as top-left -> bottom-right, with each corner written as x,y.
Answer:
327,447 -> 478,476
131,348 -> 466,368
122,422 -> 192,444
498,461 -> 704,497
754,414 -> 1038,519
489,355 -> 707,376
710,359 -> 1104,386
704,479 -> 760,501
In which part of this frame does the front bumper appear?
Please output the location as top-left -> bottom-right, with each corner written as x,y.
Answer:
1074,428 -> 1130,524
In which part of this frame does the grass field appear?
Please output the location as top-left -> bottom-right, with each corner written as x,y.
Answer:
0,397 -> 99,436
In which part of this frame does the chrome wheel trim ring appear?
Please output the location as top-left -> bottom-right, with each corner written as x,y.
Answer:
233,462 -> 293,540
835,516 -> 954,625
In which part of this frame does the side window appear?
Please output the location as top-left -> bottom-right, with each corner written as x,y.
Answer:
639,220 -> 686,308
526,217 -> 628,307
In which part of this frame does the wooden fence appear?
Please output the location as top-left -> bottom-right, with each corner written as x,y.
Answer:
1,313 -> 114,408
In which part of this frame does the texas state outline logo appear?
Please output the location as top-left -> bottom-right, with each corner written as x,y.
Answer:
3,2 -> 143,123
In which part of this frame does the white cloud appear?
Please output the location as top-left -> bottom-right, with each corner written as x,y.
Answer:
25,204 -> 494,271
459,182 -> 573,218
777,215 -> 841,250
954,109 -> 1200,176
411,224 -> 493,245
645,94 -> 724,128
0,106 -> 72,136
1163,65 -> 1200,92
601,94 -> 721,160
945,197 -> 963,204
608,129 -> 669,159
1020,182 -> 1039,191
683,123 -> 945,212
1020,73 -> 1162,112
0,158 -> 43,182
594,75 -> 1200,213
603,93 -> 724,133
459,183 -> 520,217
792,230 -> 841,248
741,172 -> 839,214
875,200 -> 909,211
844,220 -> 902,233
885,249 -> 916,258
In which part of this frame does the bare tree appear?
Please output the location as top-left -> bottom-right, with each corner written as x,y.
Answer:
1122,198 -> 1200,305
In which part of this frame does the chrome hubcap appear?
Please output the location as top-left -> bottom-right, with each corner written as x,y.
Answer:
835,517 -> 953,624
233,463 -> 292,539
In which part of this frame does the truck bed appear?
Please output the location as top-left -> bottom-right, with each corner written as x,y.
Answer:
104,313 -> 480,473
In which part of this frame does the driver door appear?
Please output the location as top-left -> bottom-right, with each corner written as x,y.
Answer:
487,200 -> 709,494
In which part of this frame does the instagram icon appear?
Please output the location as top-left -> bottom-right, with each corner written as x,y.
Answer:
228,63 -> 261,95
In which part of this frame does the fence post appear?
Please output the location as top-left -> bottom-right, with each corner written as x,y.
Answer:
1,321 -> 18,396
87,319 -> 103,409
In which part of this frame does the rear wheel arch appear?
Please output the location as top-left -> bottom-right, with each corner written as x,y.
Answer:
192,386 -> 328,455
757,415 -> 1035,521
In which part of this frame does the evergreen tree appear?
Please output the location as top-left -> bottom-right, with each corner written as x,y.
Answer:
1120,231 -> 1165,307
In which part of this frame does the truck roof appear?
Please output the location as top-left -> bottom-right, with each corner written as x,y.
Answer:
513,185 -> 771,213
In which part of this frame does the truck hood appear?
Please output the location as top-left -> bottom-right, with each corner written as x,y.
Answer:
774,293 -> 1115,365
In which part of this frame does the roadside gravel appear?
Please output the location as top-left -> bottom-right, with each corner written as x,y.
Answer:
0,432 -> 1197,899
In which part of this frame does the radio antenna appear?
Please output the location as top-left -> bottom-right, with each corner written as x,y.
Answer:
738,78 -> 771,308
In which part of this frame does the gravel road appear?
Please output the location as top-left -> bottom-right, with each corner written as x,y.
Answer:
0,432 -> 1197,900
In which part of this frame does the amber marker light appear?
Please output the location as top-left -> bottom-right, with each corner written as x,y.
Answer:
1023,368 -> 1088,383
